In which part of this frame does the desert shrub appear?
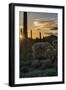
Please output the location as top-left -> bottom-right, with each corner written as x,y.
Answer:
20,66 -> 29,73
43,68 -> 57,76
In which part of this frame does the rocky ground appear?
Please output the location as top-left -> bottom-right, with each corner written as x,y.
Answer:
20,36 -> 58,78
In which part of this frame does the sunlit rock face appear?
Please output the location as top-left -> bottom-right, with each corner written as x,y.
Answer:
32,42 -> 56,63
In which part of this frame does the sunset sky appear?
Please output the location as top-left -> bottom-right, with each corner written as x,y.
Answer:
19,12 -> 58,39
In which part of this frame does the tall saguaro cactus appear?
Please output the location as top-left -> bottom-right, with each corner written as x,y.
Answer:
23,12 -> 28,59
31,30 -> 32,39
39,32 -> 41,41
23,12 -> 27,39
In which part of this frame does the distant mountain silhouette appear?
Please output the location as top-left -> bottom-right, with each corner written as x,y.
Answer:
46,35 -> 57,39
43,35 -> 57,43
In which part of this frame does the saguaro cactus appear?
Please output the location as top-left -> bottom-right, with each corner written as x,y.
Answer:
23,12 -> 27,39
31,30 -> 32,39
39,32 -> 41,41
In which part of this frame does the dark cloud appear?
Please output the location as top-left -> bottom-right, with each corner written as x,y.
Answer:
45,32 -> 58,36
37,29 -> 41,30
45,32 -> 53,35
38,20 -> 54,24
34,20 -> 57,30
50,27 -> 58,30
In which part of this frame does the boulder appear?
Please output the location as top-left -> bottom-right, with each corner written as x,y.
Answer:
32,42 -> 55,61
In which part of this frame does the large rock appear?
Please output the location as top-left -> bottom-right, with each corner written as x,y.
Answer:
32,42 -> 55,61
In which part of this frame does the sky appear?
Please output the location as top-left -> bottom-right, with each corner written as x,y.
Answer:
19,12 -> 58,39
